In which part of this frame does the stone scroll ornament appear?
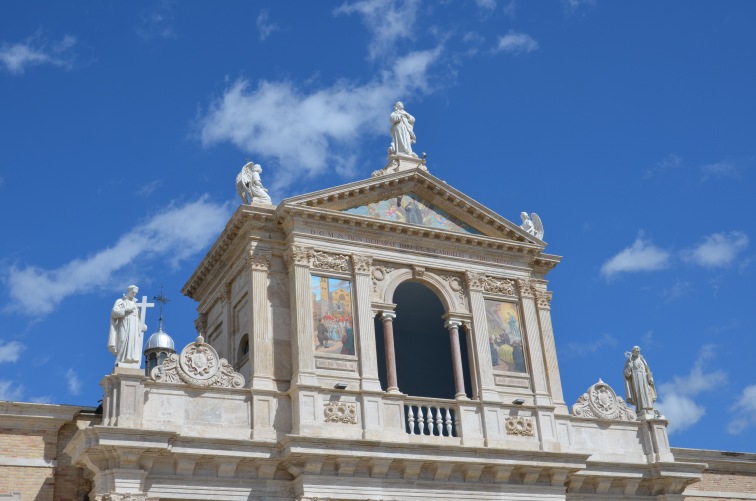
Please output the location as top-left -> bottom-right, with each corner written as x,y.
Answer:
571,379 -> 637,421
151,335 -> 245,388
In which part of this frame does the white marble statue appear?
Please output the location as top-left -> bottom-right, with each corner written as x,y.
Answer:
623,346 -> 657,414
520,212 -> 544,240
108,285 -> 148,368
236,162 -> 272,204
389,101 -> 417,158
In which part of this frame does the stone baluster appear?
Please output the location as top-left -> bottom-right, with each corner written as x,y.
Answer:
381,311 -> 399,393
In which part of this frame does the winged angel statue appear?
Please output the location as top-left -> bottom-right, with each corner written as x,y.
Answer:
236,161 -> 272,205
520,212 -> 544,240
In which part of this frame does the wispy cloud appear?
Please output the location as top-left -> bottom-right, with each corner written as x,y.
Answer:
656,345 -> 727,434
727,385 -> 756,434
0,33 -> 77,75
136,180 -> 163,197
662,280 -> 692,301
682,231 -> 749,268
643,154 -> 682,180
564,333 -> 616,357
562,0 -> 597,14
601,233 -> 670,278
66,368 -> 81,396
137,0 -> 177,41
256,10 -> 279,41
475,0 -> 497,11
5,196 -> 231,316
334,0 -> 420,61
0,341 -> 24,363
0,381 -> 24,401
700,160 -> 738,181
198,47 -> 441,193
494,31 -> 539,54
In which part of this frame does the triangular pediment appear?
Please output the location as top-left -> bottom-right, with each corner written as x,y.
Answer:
279,169 -> 543,246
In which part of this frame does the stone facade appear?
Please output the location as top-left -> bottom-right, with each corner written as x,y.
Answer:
1,167 -> 754,500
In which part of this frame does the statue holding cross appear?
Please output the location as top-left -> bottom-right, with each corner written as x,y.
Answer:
108,285 -> 154,369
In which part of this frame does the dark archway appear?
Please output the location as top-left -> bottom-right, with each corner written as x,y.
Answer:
374,281 -> 472,400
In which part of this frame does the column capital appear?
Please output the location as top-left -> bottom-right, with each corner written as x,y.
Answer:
283,244 -> 310,268
535,290 -> 553,310
464,271 -> 485,291
444,319 -> 462,329
219,282 -> 232,303
517,278 -> 535,299
380,311 -> 397,321
351,254 -> 373,275
247,247 -> 272,271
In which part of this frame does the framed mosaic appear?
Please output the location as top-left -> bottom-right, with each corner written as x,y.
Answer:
484,300 -> 527,374
311,275 -> 355,356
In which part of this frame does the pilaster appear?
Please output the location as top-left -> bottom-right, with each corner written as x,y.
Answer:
464,272 -> 499,402
533,283 -> 567,414
284,244 -> 318,386
517,279 -> 550,405
248,245 -> 275,390
352,253 -> 382,392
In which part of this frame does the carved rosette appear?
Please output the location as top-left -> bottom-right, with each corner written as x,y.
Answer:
310,250 -> 349,272
572,379 -> 637,421
516,279 -> 535,299
323,401 -> 357,424
247,248 -> 272,271
505,416 -> 534,436
283,245 -> 310,268
351,254 -> 373,275
151,336 -> 245,388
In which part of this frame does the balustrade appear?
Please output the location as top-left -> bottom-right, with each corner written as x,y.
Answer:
404,398 -> 458,437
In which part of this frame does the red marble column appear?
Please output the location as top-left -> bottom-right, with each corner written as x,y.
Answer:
381,312 -> 399,393
446,320 -> 467,399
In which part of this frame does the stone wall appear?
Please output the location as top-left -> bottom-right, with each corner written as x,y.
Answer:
674,448 -> 756,501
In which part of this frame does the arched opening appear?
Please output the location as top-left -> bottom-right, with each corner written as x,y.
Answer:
375,281 -> 472,400
238,334 -> 249,362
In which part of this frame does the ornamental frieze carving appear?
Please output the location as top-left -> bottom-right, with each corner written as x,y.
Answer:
351,254 -> 373,275
323,401 -> 357,424
151,336 -> 245,388
94,495 -> 159,501
482,276 -> 515,296
310,250 -> 350,272
505,416 -> 534,436
572,379 -> 637,421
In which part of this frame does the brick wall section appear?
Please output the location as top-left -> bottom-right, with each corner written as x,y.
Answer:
685,470 -> 756,499
0,428 -> 56,501
53,415 -> 97,501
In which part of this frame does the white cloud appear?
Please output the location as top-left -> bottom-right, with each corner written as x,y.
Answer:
495,31 -> 539,54
199,47 -> 441,192
5,196 -> 231,316
137,0 -> 177,40
0,381 -> 24,401
600,234 -> 670,278
136,179 -> 162,197
562,0 -> 597,14
0,341 -> 24,363
727,385 -> 756,434
0,33 -> 76,75
29,395 -> 53,404
682,231 -> 748,268
656,345 -> 727,434
662,280 -> 692,301
643,154 -> 682,180
475,0 -> 497,11
701,160 -> 738,181
564,333 -> 616,357
334,0 -> 420,61
256,10 -> 279,41
66,369 -> 81,396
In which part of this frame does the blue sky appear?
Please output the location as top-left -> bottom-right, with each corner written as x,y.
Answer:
1,1 -> 754,452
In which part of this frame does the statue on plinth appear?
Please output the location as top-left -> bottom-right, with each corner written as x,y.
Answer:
520,212 -> 544,240
108,285 -> 148,368
388,101 -> 417,158
236,162 -> 272,204
623,345 -> 657,414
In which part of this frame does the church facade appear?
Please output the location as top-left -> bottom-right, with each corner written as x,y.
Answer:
2,155 -> 755,500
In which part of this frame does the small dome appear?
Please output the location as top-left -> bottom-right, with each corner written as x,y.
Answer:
144,328 -> 175,352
